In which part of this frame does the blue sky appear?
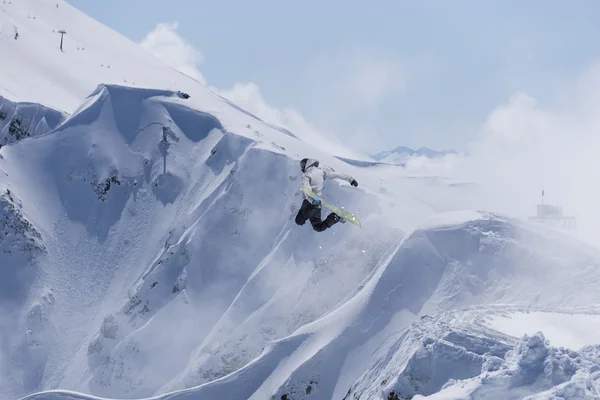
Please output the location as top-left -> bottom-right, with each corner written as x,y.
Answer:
67,0 -> 600,153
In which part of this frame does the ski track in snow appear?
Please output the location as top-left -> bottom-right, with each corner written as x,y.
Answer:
3,1 -> 600,400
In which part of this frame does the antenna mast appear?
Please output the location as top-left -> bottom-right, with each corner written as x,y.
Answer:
541,181 -> 545,206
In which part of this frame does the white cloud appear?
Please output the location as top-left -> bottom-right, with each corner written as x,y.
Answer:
344,55 -> 406,112
306,49 -> 405,113
217,82 -> 297,129
342,125 -> 388,156
302,48 -> 406,152
446,61 -> 600,244
138,24 -> 397,158
217,82 -> 364,158
140,22 -> 205,84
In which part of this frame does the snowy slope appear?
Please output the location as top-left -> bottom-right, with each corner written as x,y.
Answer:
20,212 -> 600,400
0,82 -> 412,400
0,0 -> 364,159
0,0 -> 209,113
0,2 -> 428,398
344,212 -> 600,400
160,212 -> 600,400
0,17 -> 429,396
367,307 -> 600,400
193,212 -> 600,400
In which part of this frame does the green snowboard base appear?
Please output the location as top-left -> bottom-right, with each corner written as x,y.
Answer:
301,186 -> 361,227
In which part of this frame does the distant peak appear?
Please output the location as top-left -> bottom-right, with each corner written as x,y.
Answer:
372,145 -> 459,164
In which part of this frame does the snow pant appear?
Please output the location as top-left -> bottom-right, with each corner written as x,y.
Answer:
295,199 -> 339,232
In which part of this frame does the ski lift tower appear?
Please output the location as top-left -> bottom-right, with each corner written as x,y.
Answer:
528,188 -> 577,229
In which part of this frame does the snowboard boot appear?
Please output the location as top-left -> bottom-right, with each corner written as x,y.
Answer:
330,213 -> 346,224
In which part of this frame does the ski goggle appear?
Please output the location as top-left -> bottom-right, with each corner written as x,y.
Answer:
300,159 -> 318,173
300,159 -> 308,172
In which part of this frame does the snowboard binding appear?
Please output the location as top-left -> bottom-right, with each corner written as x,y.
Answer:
332,213 -> 346,224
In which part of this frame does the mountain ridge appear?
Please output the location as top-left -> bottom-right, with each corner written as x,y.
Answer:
372,145 -> 461,165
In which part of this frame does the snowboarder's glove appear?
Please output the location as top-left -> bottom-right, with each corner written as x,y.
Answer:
312,199 -> 321,206
351,179 -> 358,187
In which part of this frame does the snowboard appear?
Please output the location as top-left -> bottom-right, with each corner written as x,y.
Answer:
301,186 -> 361,227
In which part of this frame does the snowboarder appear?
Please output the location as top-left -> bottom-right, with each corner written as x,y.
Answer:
295,158 -> 358,232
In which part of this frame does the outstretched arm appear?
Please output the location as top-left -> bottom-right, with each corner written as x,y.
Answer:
324,168 -> 358,187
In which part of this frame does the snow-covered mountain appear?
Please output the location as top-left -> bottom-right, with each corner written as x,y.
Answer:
3,1 -> 600,400
0,96 -> 66,147
372,146 -> 460,165
18,212 -> 600,400
0,2 -> 413,399
1,82 -> 403,400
